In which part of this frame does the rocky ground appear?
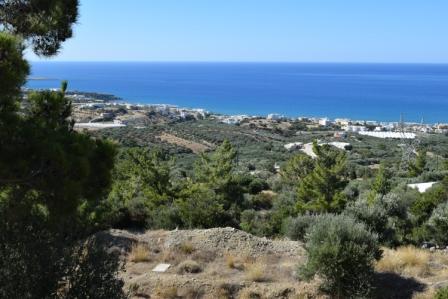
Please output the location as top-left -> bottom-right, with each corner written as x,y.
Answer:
96,227 -> 323,299
96,228 -> 448,299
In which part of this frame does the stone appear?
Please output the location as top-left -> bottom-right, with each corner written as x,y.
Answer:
152,263 -> 171,272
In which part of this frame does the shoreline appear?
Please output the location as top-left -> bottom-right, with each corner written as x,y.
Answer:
25,88 -> 448,128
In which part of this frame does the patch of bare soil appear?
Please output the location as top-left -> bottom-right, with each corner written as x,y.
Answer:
158,133 -> 211,154
96,228 -> 325,299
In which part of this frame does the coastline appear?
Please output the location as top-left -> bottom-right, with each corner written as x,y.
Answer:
24,89 -> 444,135
27,62 -> 448,124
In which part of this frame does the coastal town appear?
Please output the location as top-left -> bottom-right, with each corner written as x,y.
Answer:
60,90 -> 448,136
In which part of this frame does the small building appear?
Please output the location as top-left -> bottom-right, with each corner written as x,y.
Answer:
319,118 -> 330,126
343,125 -> 367,132
267,113 -> 282,121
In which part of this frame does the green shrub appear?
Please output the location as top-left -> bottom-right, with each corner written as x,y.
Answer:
344,197 -> 396,245
425,201 -> 448,245
248,192 -> 274,210
411,180 -> 448,225
282,215 -> 317,242
240,210 -> 276,237
299,214 -> 381,298
248,178 -> 269,195
435,287 -> 448,299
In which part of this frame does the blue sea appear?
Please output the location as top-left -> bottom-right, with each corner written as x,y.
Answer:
27,62 -> 448,123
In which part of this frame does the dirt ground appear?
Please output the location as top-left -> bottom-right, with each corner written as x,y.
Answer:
96,228 -> 448,299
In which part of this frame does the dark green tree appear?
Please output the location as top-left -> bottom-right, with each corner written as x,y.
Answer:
281,152 -> 314,187
194,140 -> 246,224
408,150 -> 427,177
368,163 -> 392,204
104,148 -> 175,228
0,2 -> 126,298
296,141 -> 348,213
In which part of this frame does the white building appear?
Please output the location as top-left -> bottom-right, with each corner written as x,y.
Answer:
319,118 -> 330,126
267,113 -> 282,120
359,131 -> 416,139
343,125 -> 367,132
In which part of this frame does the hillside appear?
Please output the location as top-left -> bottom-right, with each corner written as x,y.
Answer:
95,228 -> 448,299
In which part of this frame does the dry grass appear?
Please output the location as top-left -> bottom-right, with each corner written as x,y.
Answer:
191,249 -> 216,263
376,246 -> 431,277
412,288 -> 436,299
244,262 -> 269,282
128,243 -> 151,263
225,253 -> 243,270
176,260 -> 202,274
154,286 -> 178,299
177,287 -> 204,299
225,251 -> 255,271
179,241 -> 195,255
238,288 -> 264,299
215,283 -> 241,299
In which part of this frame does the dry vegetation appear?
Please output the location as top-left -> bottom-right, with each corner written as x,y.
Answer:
244,261 -> 269,282
177,260 -> 202,274
376,246 -> 431,277
375,246 -> 448,298
128,243 -> 151,263
102,229 -> 448,298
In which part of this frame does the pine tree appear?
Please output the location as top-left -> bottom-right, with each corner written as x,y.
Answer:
408,150 -> 427,177
368,163 -> 392,204
296,141 -> 348,213
281,153 -> 314,187
0,2 -> 126,298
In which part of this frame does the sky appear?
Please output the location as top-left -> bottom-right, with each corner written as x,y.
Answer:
28,0 -> 448,63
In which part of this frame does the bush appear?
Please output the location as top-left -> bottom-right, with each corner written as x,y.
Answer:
282,215 -> 318,242
299,214 -> 381,298
344,197 -> 394,245
240,209 -> 276,237
247,178 -> 269,195
425,201 -> 448,245
435,287 -> 448,299
248,192 -> 274,210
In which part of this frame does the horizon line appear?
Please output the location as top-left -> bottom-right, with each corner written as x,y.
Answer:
28,60 -> 448,65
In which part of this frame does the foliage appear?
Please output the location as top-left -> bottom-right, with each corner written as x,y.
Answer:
435,287 -> 448,299
411,178 -> 448,225
193,140 -> 247,223
299,214 -> 381,298
0,211 -> 126,299
368,163 -> 392,203
0,0 -> 79,56
296,141 -> 348,213
240,209 -> 276,237
282,215 -> 318,242
104,147 -> 174,227
0,2 -> 125,298
344,196 -> 395,245
281,153 -> 314,187
247,191 -> 274,210
408,150 -> 427,177
175,182 -> 226,228
425,201 -> 448,245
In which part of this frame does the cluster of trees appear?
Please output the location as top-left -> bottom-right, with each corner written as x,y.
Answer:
0,1 -> 126,298
96,140 -> 266,230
